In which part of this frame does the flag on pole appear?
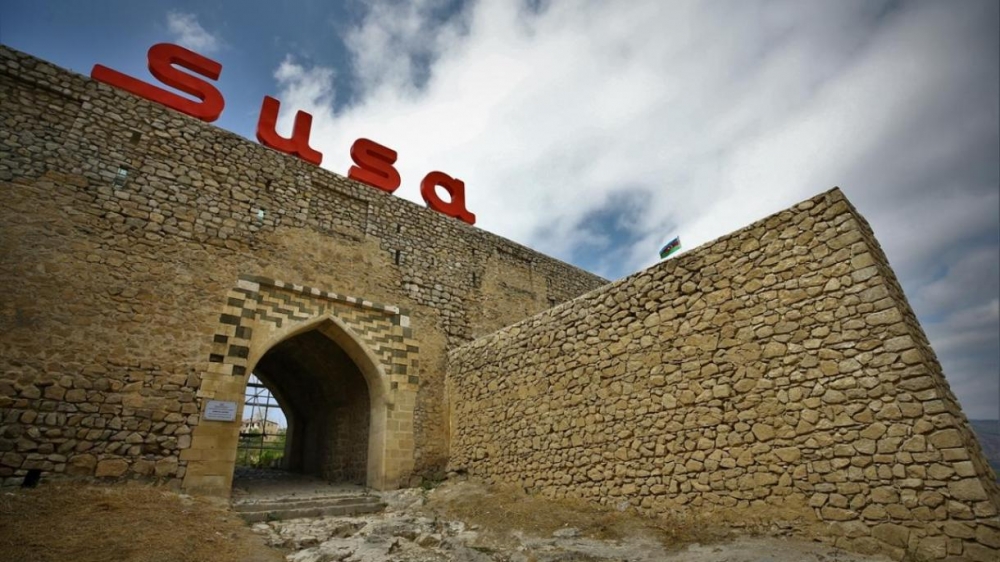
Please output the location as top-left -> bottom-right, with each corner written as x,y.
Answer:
659,236 -> 681,259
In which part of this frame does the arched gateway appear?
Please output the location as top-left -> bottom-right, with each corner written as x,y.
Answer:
181,276 -> 418,496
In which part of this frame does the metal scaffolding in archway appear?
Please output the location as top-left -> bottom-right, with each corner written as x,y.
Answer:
237,374 -> 286,467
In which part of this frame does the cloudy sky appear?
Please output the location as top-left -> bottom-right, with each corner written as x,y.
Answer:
2,0 -> 997,420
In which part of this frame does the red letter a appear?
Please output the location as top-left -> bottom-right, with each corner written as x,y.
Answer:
421,171 -> 476,225
348,139 -> 401,193
91,43 -> 225,122
256,96 -> 323,165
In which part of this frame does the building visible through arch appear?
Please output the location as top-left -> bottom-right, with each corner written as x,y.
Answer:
236,374 -> 286,468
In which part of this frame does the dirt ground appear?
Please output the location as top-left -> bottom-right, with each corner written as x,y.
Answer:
1,479 -> 889,562
0,481 -> 282,562
418,479 -> 733,547
413,480 -> 887,561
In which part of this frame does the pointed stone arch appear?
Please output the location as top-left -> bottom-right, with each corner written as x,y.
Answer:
181,275 -> 419,496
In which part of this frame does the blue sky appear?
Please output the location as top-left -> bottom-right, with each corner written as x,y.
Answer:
1,0 -> 997,420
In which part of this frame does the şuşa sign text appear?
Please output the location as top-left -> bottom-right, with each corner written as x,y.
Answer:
91,43 -> 475,224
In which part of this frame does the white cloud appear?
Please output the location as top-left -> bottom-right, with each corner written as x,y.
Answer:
166,11 -> 220,53
271,0 -> 999,418
271,56 -> 336,136
342,0 -> 457,94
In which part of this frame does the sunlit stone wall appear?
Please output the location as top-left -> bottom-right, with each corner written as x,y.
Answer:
449,189 -> 1000,561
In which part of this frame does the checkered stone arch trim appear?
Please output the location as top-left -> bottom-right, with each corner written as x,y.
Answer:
206,275 -> 418,385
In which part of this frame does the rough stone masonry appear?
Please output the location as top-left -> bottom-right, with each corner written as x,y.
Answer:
1,44 -> 998,561
448,189 -> 1000,560
0,44 -> 605,494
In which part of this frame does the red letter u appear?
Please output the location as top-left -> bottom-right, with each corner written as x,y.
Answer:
256,96 -> 323,166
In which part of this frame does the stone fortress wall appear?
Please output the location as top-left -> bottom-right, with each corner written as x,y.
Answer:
2,43 -> 998,560
0,45 -> 606,492
448,189 -> 1000,560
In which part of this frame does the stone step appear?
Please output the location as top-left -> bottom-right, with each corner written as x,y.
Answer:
234,495 -> 385,522
232,493 -> 381,512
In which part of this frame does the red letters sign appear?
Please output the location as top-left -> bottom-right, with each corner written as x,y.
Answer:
421,172 -> 476,224
348,139 -> 401,193
256,96 -> 323,166
92,43 -> 224,122
91,43 -> 476,225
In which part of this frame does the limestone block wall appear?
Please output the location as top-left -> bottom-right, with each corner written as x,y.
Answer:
448,189 -> 1000,560
0,45 -> 606,490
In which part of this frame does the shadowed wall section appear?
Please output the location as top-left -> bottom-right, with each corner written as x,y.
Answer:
448,189 -> 1000,561
254,330 -> 370,483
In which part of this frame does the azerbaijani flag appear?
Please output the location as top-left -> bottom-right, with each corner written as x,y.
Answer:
659,236 -> 681,259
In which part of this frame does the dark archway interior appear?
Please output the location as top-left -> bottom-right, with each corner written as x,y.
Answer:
248,329 -> 371,484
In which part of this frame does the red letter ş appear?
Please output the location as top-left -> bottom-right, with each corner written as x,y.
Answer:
91,43 -> 225,122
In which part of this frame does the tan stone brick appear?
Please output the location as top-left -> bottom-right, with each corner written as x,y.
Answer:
975,525 -> 1000,549
915,536 -> 947,560
965,542 -> 1000,562
821,507 -> 858,521
155,457 -> 179,477
948,479 -> 988,502
860,423 -> 888,440
953,461 -> 976,477
752,423 -> 775,442
943,522 -> 975,539
774,447 -> 801,463
872,523 -> 910,548
95,458 -> 128,477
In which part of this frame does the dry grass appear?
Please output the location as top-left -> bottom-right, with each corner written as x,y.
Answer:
0,481 -> 282,562
419,480 -> 738,548
0,478 -> 819,562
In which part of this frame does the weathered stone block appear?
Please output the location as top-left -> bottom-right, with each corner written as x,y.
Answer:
822,506 -> 858,521
884,336 -> 914,352
865,309 -> 902,326
1,452 -> 25,468
860,423 -> 888,440
975,525 -> 1000,549
948,479 -> 989,502
964,542 -> 1000,562
915,536 -> 947,560
774,447 -> 801,463
943,521 -> 975,539
872,523 -> 910,548
752,423 -> 775,442
95,458 -> 128,477
66,453 -> 98,476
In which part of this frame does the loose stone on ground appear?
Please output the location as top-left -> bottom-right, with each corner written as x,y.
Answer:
249,481 -> 893,562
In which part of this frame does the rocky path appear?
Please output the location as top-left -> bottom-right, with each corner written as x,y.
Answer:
248,483 -> 891,562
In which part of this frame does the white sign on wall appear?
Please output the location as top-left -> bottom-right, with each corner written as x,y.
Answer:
203,400 -> 238,422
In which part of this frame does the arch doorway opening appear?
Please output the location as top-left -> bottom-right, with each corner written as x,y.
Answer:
237,374 -> 287,469
232,327 -> 374,495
